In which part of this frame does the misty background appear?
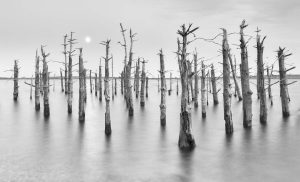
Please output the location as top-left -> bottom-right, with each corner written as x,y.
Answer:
0,0 -> 299,77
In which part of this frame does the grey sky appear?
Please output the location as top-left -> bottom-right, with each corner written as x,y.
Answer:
0,0 -> 299,77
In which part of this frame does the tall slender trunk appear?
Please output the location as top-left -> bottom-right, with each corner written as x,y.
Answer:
63,35 -> 68,95
211,65 -> 219,105
95,73 -> 98,96
83,69 -> 87,102
201,62 -> 206,118
140,60 -> 146,106
78,48 -> 85,122
60,70 -> 64,92
90,70 -> 92,93
13,60 -> 19,101
41,46 -> 50,118
267,66 -> 273,105
194,54 -> 199,107
146,77 -> 149,98
159,50 -> 166,126
136,59 -> 140,98
111,56 -> 114,100
228,53 -> 242,100
35,51 -> 40,111
99,64 -> 102,102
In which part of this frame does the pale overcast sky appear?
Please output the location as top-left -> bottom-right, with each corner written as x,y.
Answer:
0,0 -> 299,77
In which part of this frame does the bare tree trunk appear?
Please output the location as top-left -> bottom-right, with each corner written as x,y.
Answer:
176,78 -> 179,95
158,74 -> 160,93
101,40 -> 112,135
201,62 -> 206,118
95,73 -> 98,96
13,60 -> 19,101
267,66 -> 273,105
99,63 -> 102,102
146,77 -> 149,98
257,33 -> 267,124
188,62 -> 194,101
222,28 -> 233,134
35,51 -> 40,110
211,65 -> 219,105
206,71 -> 209,106
136,59 -> 140,98
67,32 -> 75,114
194,53 -> 199,107
115,78 -> 117,95
239,20 -> 252,128
278,47 -> 290,117
111,55 -> 114,100
41,46 -> 50,118
63,34 -> 68,95
83,69 -> 87,102
90,70 -> 92,93
30,76 -> 33,100
159,50 -> 166,126
140,60 -> 146,107
60,70 -> 64,92
121,71 -> 124,95
168,73 -> 172,95
78,48 -> 85,122
177,24 -> 197,150
228,53 -> 242,101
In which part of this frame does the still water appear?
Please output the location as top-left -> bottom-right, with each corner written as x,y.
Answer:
0,79 -> 300,182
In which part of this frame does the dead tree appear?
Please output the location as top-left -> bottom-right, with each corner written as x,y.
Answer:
90,70 -> 92,93
95,73 -> 98,96
140,59 -> 146,106
256,31 -> 267,124
201,61 -> 206,118
267,66 -> 273,105
278,47 -> 292,117
101,40 -> 112,135
115,78 -> 117,95
239,20 -> 252,128
83,69 -> 87,102
67,32 -> 76,114
13,60 -> 19,101
188,62 -> 194,101
35,50 -> 40,110
78,48 -> 85,122
30,76 -> 33,99
211,65 -> 219,104
222,28 -> 233,134
176,78 -> 179,95
63,34 -> 68,94
177,24 -> 197,150
135,58 -> 140,98
194,53 -> 199,107
158,74 -> 160,93
168,72 -> 172,95
121,71 -> 124,95
99,60 -> 103,102
146,77 -> 149,98
111,55 -> 114,100
41,46 -> 50,118
159,50 -> 166,126
60,70 -> 64,92
228,53 -> 242,101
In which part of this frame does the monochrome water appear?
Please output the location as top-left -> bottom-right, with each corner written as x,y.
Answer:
0,79 -> 299,181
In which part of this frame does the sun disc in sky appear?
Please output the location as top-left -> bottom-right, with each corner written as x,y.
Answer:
85,36 -> 91,43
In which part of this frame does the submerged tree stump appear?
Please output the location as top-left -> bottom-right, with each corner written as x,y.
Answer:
146,77 -> 149,98
13,60 -> 19,101
35,50 -> 40,111
222,28 -> 233,134
211,65 -> 219,105
140,59 -> 146,107
63,34 -> 68,95
41,46 -> 50,118
228,53 -> 242,101
239,20 -> 252,128
95,73 -> 98,96
67,32 -> 75,114
99,61 -> 103,102
201,61 -> 206,118
177,24 -> 197,150
78,48 -> 85,122
159,50 -> 167,126
60,70 -> 64,92
168,73 -> 172,95
257,32 -> 267,124
194,53 -> 199,107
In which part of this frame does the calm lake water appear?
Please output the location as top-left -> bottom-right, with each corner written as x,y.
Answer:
0,79 -> 300,182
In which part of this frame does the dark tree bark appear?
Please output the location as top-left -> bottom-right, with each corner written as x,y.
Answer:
194,53 -> 199,107
41,46 -> 50,118
13,60 -> 19,101
211,65 -> 219,105
159,50 -> 166,126
78,48 -> 85,122
35,50 -> 40,111
140,59 -> 146,107
99,62 -> 103,102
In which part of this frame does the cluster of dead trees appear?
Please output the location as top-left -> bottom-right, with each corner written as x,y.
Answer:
7,20 -> 296,151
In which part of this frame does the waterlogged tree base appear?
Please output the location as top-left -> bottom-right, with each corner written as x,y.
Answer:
161,118 -> 166,126
79,113 -> 85,122
44,107 -> 50,118
194,102 -> 198,108
35,104 -> 40,111
68,105 -> 72,114
260,115 -> 267,125
243,120 -> 252,128
140,102 -> 145,107
214,100 -> 219,105
283,111 -> 290,118
202,112 -> 206,118
129,107 -> 134,116
105,123 -> 111,135
13,94 -> 18,101
178,111 -> 195,150
225,123 -> 233,134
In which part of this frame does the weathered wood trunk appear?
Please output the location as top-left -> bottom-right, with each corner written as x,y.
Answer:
206,71 -> 209,105
159,50 -> 166,126
239,20 -> 252,128
222,29 -> 233,134
136,59 -> 140,98
228,53 -> 242,101
140,60 -> 146,106
95,73 -> 98,96
63,35 -> 68,95
102,40 -> 112,135
60,70 -> 64,92
211,65 -> 219,105
158,75 -> 160,93
188,62 -> 194,101
13,60 -> 19,101
115,78 -> 117,95
83,69 -> 87,102
168,73 -> 172,95
30,76 -> 33,100
257,34 -> 267,124
90,70 -> 92,93
67,32 -> 75,114
201,62 -> 206,118
35,51 -> 40,111
146,77 -> 149,98
111,56 -> 114,100
177,24 -> 196,150
194,54 -> 199,107
267,66 -> 273,105
41,46 -> 50,118
99,64 -> 102,102
278,47 -> 290,117
40,72 -> 43,95
121,71 -> 124,95
176,78 -> 179,95
78,48 -> 85,122
126,53 -> 134,116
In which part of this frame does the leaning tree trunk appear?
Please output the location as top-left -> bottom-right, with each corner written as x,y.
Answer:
257,34 -> 267,124
99,64 -> 102,102
60,70 -> 64,92
222,28 -> 233,134
278,47 -> 290,117
177,24 -> 196,150
140,60 -> 146,106
102,40 -> 112,135
211,65 -> 219,105
35,51 -> 40,111
201,62 -> 206,118
13,60 -> 19,101
228,53 -> 242,101
146,77 -> 149,98
240,20 -> 252,128
159,50 -> 166,126
41,46 -> 50,118
78,48 -> 85,122
194,53 -> 199,107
